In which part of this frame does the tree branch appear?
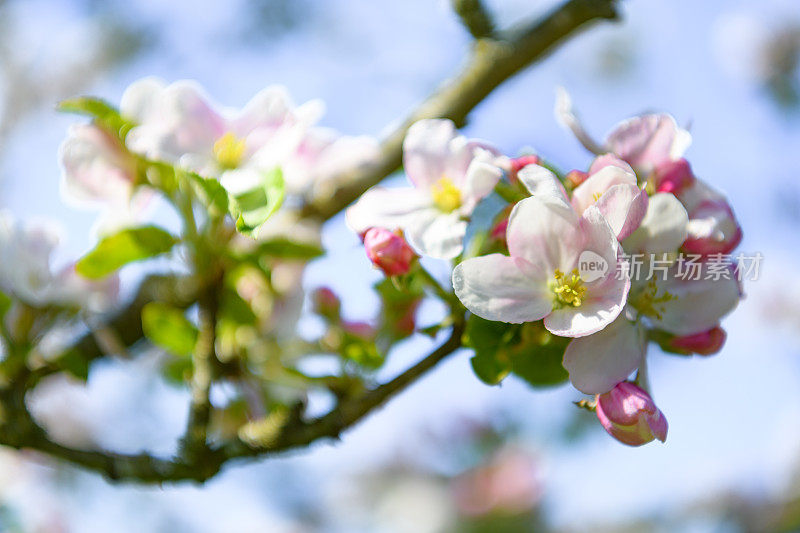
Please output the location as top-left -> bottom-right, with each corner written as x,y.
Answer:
451,0 -> 496,39
0,319 -> 464,483
181,279 -> 220,457
302,0 -> 620,221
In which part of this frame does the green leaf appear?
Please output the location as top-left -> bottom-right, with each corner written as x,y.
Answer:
57,97 -> 132,139
464,315 -> 569,388
76,226 -> 177,279
470,352 -> 510,385
229,167 -> 285,237
142,302 -> 198,357
187,173 -> 229,215
508,342 -> 569,388
253,238 -> 324,260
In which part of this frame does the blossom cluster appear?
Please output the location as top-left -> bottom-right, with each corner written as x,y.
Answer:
348,92 -> 744,446
59,78 -> 379,228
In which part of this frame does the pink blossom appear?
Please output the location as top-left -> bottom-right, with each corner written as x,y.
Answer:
452,178 -> 629,337
596,382 -> 668,446
363,227 -> 417,276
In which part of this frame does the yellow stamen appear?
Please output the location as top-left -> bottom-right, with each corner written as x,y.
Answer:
592,191 -> 603,203
213,132 -> 247,169
632,279 -> 674,320
550,268 -> 587,308
431,177 -> 462,213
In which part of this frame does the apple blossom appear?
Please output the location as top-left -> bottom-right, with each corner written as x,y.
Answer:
124,78 -> 378,195
363,227 -> 417,276
452,188 -> 630,337
595,382 -> 668,446
347,119 -> 503,259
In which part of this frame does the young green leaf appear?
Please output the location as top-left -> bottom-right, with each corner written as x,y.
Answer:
142,302 -> 198,357
228,167 -> 285,237
76,226 -> 177,279
57,97 -> 132,139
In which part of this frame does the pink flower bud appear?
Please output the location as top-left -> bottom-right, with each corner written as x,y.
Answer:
653,158 -> 695,195
668,326 -> 726,356
312,287 -> 340,319
682,200 -> 743,256
596,382 -> 668,446
508,155 -> 540,184
565,169 -> 589,188
363,227 -> 416,276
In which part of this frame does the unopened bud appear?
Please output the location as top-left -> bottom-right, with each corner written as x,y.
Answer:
653,158 -> 695,195
363,227 -> 416,276
669,326 -> 726,356
596,382 -> 668,446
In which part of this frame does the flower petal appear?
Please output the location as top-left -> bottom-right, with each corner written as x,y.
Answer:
623,193 -> 688,255
605,114 -> 691,173
506,195 -> 580,273
452,254 -> 552,323
345,186 -> 431,235
402,119 -> 460,189
651,275 -> 740,335
516,164 -> 570,207
562,317 -> 645,394
571,165 -> 637,215
459,148 -> 503,213
120,77 -> 165,123
595,184 -> 649,240
405,210 -> 467,259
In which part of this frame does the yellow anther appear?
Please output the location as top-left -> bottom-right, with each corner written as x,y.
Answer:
431,177 -> 462,213
213,132 -> 247,169
550,268 -> 587,308
592,191 -> 603,203
632,279 -> 674,319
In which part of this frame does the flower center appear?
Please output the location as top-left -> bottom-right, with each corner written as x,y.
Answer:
550,269 -> 586,308
631,279 -> 674,319
213,132 -> 247,169
431,177 -> 462,213
592,191 -> 603,203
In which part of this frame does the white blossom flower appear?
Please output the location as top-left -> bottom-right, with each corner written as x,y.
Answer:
346,119 -> 503,259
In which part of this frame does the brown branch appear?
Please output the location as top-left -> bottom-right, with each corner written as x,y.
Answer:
302,0 -> 620,221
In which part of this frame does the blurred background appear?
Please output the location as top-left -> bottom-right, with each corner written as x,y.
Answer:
1,0 -> 799,531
